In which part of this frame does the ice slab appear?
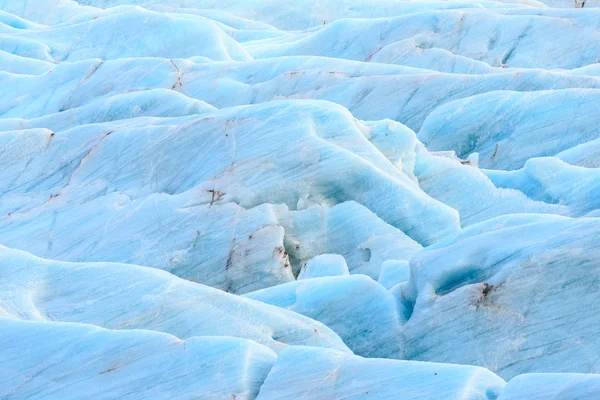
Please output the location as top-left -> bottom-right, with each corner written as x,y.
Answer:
403,214 -> 600,378
245,275 -> 402,358
0,246 -> 350,353
256,346 -> 506,400
297,254 -> 349,280
0,318 -> 276,400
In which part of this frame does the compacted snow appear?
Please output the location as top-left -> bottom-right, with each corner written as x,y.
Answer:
1,0 -> 600,399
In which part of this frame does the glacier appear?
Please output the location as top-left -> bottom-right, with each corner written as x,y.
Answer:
1,0 -> 600,398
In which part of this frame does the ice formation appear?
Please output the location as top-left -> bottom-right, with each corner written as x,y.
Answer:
1,0 -> 600,398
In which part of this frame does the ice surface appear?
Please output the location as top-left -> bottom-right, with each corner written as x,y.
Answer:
256,346 -> 506,399
244,11 -> 600,70
484,157 -> 600,216
75,0 -> 541,30
413,142 -> 567,226
279,201 -> 424,278
0,246 -> 350,353
403,215 -> 600,378
0,100 -> 459,247
0,195 -> 296,293
4,56 -> 600,130
1,89 -> 216,130
419,89 -> 600,170
2,7 -> 252,62
498,373 -> 600,399
0,194 -> 421,291
245,275 -> 402,358
1,0 -> 600,397
297,254 -> 349,279
0,318 -> 277,400
378,259 -> 410,290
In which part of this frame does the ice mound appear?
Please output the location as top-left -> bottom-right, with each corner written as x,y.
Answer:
0,318 -> 277,400
403,215 -> 600,378
0,246 -> 350,353
256,346 -> 506,400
